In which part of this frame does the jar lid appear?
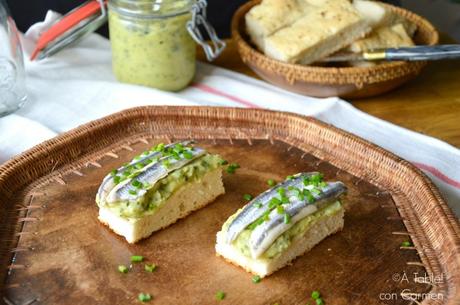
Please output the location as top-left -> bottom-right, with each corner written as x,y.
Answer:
30,0 -> 108,60
30,0 -> 225,61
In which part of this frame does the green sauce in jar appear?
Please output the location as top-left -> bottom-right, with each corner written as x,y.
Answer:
108,0 -> 196,91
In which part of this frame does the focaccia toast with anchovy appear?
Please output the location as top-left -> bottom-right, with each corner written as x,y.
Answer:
96,141 -> 225,243
216,172 -> 346,277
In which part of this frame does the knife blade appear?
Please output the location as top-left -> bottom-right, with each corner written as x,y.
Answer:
320,45 -> 460,63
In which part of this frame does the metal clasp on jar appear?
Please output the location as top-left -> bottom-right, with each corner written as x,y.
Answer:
186,0 -> 226,61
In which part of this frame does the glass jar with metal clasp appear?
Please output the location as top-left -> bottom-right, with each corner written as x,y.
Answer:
107,0 -> 225,91
0,0 -> 27,117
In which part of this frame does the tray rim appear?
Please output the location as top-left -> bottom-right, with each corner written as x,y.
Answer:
1,106 -> 459,304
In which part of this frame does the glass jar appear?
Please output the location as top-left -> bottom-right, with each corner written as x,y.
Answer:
108,0 -> 224,92
0,0 -> 27,117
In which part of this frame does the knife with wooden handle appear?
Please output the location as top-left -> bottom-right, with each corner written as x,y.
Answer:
320,45 -> 460,62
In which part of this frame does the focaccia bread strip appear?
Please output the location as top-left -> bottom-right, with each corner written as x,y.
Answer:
347,23 -> 415,53
245,0 -> 313,52
264,0 -> 371,64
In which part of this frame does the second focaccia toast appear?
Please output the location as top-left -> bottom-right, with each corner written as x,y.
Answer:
216,173 -> 346,277
96,141 -> 225,243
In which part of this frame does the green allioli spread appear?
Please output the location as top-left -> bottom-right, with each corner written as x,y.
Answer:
227,201 -> 342,259
108,0 -> 196,91
101,154 -> 221,218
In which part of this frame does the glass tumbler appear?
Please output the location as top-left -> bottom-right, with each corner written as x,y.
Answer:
0,0 -> 27,117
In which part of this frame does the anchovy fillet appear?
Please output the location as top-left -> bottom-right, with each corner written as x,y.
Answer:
105,147 -> 206,203
249,181 -> 346,258
225,173 -> 320,244
96,140 -> 192,203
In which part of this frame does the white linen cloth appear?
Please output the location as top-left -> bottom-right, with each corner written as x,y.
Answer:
1,11 -> 459,217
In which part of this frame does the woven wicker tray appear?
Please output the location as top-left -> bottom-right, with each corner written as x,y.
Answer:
1,107 -> 459,305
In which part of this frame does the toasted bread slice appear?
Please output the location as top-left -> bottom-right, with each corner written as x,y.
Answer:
353,0 -> 417,36
385,11 -> 417,37
99,168 -> 224,243
352,0 -> 389,28
216,204 -> 344,278
245,0 -> 313,51
264,0 -> 371,64
348,23 -> 414,53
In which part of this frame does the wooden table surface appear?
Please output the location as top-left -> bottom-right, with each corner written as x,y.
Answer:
198,39 -> 460,148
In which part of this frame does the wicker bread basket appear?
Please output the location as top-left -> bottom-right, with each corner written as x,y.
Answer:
232,0 -> 439,98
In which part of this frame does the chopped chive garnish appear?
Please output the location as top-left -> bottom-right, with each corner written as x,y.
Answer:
138,293 -> 152,302
303,189 -> 315,203
277,206 -> 285,214
286,175 -> 294,180
219,159 -> 229,165
311,188 -> 321,195
118,265 -> 128,273
283,213 -> 291,224
401,241 -> 413,247
171,151 -> 181,160
122,170 -> 132,177
243,194 -> 253,201
281,195 -> 290,204
128,189 -> 137,195
154,143 -> 165,152
113,176 -> 121,184
291,187 -> 301,197
215,291 -> 226,301
135,163 -> 144,170
144,263 -> 157,272
311,291 -> 321,299
110,169 -> 118,176
183,151 -> 193,159
297,193 -> 305,201
311,173 -> 324,186
132,179 -> 142,188
254,202 -> 263,208
131,255 -> 144,263
267,179 -> 276,187
263,213 -> 270,221
276,188 -> 286,196
252,275 -> 261,283
268,197 -> 281,208
226,163 -> 240,174
315,298 -> 324,305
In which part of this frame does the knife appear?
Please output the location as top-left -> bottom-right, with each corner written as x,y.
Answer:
321,45 -> 460,62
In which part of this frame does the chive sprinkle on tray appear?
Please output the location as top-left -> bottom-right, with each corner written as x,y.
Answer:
138,293 -> 151,302
144,263 -> 157,272
216,291 -> 226,301
118,265 -> 128,274
131,255 -> 144,263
